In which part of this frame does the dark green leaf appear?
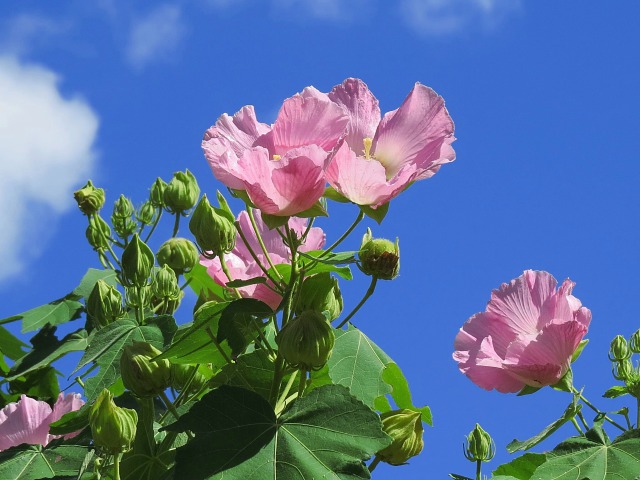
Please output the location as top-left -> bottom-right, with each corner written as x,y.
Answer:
72,268 -> 118,299
17,296 -> 84,333
0,444 -> 91,479
603,385 -> 629,399
0,325 -> 27,360
492,453 -> 547,479
298,250 -> 358,265
146,315 -> 178,347
323,186 -> 350,203
379,362 -> 432,426
360,202 -> 389,224
49,403 -> 91,435
217,299 -> 272,356
166,384 -> 390,479
225,277 -> 267,288
7,366 -> 59,400
209,349 -> 278,400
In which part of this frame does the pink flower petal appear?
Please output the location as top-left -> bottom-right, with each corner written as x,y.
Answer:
328,78 -> 381,156
373,83 -> 455,179
47,393 -> 85,441
0,395 -> 52,451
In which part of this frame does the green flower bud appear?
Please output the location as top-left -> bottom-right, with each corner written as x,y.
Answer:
86,215 -> 112,252
189,194 -> 236,257
112,195 -> 137,238
609,335 -> 632,362
163,169 -> 200,214
295,273 -> 343,321
151,265 -> 183,314
124,285 -> 151,309
276,311 -> 335,370
120,341 -> 172,397
377,409 -> 424,466
121,234 -> 155,287
89,389 -> 138,454
87,280 -> 123,329
74,180 -> 105,215
112,194 -> 135,219
112,216 -> 137,239
358,228 -> 400,280
464,423 -> 495,463
136,200 -> 156,226
630,330 -> 640,354
156,237 -> 199,275
171,364 -> 207,394
150,177 -> 168,208
613,358 -> 635,382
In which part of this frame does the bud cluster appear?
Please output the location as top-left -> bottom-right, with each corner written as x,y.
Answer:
608,331 -> 640,398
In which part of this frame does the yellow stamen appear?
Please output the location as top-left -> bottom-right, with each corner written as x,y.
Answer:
363,137 -> 373,159
272,154 -> 281,161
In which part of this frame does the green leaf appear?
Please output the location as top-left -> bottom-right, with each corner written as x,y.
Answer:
507,396 -> 582,453
260,213 -> 290,229
360,202 -> 389,224
209,349 -> 278,400
0,325 -> 27,360
147,314 -> 178,347
49,403 -> 91,435
604,385 -> 629,398
72,268 -> 118,299
166,384 -> 390,479
307,363 -> 332,394
492,453 -> 547,479
0,444 -> 91,479
295,200 -> 329,218
298,250 -> 358,265
275,258 -> 353,281
217,299 -> 272,356
225,277 -> 267,288
448,475 -> 474,480
7,366 -> 60,400
185,263 -> 227,301
379,362 -> 432,426
571,339 -> 588,363
323,186 -> 350,203
530,427 -> 640,479
16,296 -> 84,333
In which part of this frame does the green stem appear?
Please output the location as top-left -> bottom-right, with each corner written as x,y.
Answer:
134,397 -> 156,456
219,255 -> 242,298
571,417 -> 584,435
172,213 -> 181,237
205,327 -> 233,365
269,356 -> 285,407
577,410 -> 589,431
368,456 -> 381,473
144,209 -> 163,243
113,453 -> 121,480
476,459 -> 482,480
235,220 -> 285,291
275,370 -> 298,414
319,210 -> 364,259
252,319 -> 276,358
337,276 -> 378,329
134,287 -> 144,325
248,207 -> 284,282
160,391 -> 181,423
297,369 -> 307,398
572,386 -> 626,431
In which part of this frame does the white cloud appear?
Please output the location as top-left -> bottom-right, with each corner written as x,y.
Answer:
126,5 -> 185,70
399,0 -> 521,36
0,56 -> 99,282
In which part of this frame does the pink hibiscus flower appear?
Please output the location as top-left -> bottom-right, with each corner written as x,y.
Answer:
0,393 -> 85,451
326,78 -> 455,208
453,270 -> 591,393
201,210 -> 325,309
202,87 -> 348,216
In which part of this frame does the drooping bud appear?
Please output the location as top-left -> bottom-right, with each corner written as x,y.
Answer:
295,273 -> 343,321
171,364 -> 207,394
609,335 -> 632,362
151,265 -> 183,314
121,234 -> 155,287
89,389 -> 138,454
87,280 -> 123,329
86,214 -> 112,252
358,228 -> 400,280
613,359 -> 635,382
120,341 -> 172,397
163,169 -> 200,214
464,423 -> 495,463
630,330 -> 640,354
156,237 -> 199,275
136,200 -> 156,226
189,194 -> 236,257
74,180 -> 105,215
377,409 -> 424,466
149,177 -> 168,208
276,311 -> 335,370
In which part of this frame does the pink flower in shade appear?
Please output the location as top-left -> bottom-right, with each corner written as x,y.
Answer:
202,87 -> 349,216
453,270 -> 592,393
326,78 -> 456,208
0,393 -> 85,451
201,210 -> 325,309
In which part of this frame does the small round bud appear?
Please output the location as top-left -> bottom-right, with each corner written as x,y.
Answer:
630,330 -> 640,354
377,409 -> 424,466
295,273 -> 343,321
171,364 -> 207,394
609,335 -> 632,362
86,215 -> 112,252
613,359 -> 635,382
89,389 -> 138,454
156,237 -> 199,275
358,228 -> 400,280
74,180 -> 105,215
150,177 -> 168,208
121,234 -> 155,287
276,311 -> 335,370
189,195 -> 236,257
87,280 -> 123,329
464,423 -> 495,463
136,201 -> 156,226
164,169 -> 200,214
120,341 -> 172,397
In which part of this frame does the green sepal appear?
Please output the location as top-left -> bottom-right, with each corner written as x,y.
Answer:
323,186 -> 350,203
571,339 -> 588,363
603,385 -> 629,398
260,212 -> 290,229
550,367 -> 573,393
216,190 -> 235,223
360,202 -> 389,224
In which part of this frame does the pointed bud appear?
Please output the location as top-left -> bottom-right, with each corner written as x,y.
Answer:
136,201 -> 156,226
613,358 -> 635,382
112,194 -> 135,219
120,341 -> 172,397
358,228 -> 400,280
630,330 -> 640,354
163,169 -> 200,214
464,423 -> 495,463
156,237 -> 199,275
189,194 -> 236,257
377,409 -> 424,466
171,364 -> 207,394
121,234 -> 155,287
295,273 -> 343,321
89,389 -> 138,454
112,195 -> 137,238
74,180 -> 105,215
276,311 -> 335,370
609,335 -> 631,362
151,265 -> 183,314
87,280 -> 123,329
149,177 -> 168,208
86,215 -> 112,252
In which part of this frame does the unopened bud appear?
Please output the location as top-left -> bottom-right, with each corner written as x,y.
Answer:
120,341 -> 172,397
156,237 -> 199,275
74,180 -> 105,215
86,215 -> 112,252
121,234 -> 155,287
151,265 -> 182,314
609,335 -> 632,362
136,201 -> 156,226
89,389 -> 137,454
189,194 -> 236,257
464,423 -> 495,463
112,194 -> 135,219
87,280 -> 123,328
613,359 -> 635,382
112,195 -> 137,238
630,330 -> 640,354
276,311 -> 335,370
377,409 -> 424,466
171,364 -> 207,394
150,177 -> 168,208
295,273 -> 343,321
125,285 -> 151,309
358,228 -> 400,280
164,169 -> 200,214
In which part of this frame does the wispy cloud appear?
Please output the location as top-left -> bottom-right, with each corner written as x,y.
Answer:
272,0 -> 364,22
126,5 -> 186,70
0,56 -> 99,282
0,13 -> 70,56
399,0 -> 521,36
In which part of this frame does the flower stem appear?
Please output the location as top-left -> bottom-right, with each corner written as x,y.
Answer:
337,276 -> 378,329
571,386 -> 626,431
275,369 -> 298,415
113,454 -> 121,480
571,417 -> 584,435
172,213 -> 181,237
297,369 -> 307,398
248,207 -> 284,282
475,459 -> 482,480
269,356 -> 285,407
368,456 -> 381,473
144,208 -> 163,243
219,255 -> 242,299
205,326 -> 233,365
319,210 -> 364,259
235,220 -> 285,291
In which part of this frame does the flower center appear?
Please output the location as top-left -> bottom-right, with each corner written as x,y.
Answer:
363,138 -> 373,160
272,154 -> 281,161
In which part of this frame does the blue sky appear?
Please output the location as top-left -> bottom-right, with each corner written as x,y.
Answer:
1,1 -> 640,478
